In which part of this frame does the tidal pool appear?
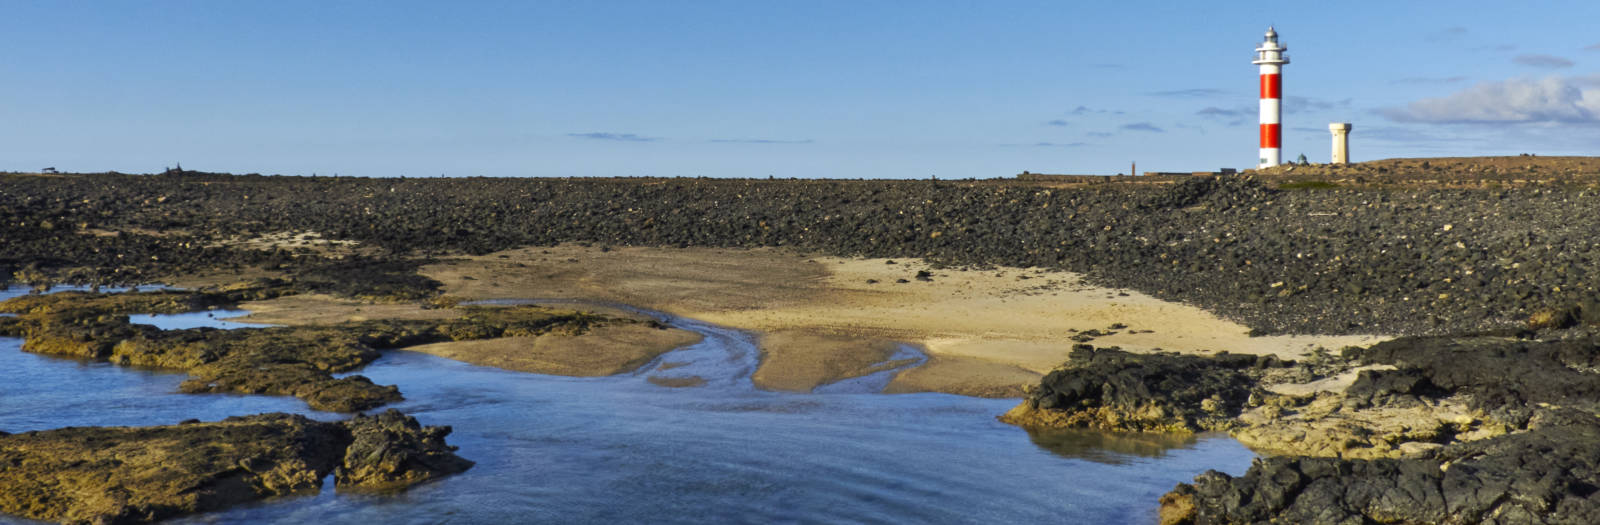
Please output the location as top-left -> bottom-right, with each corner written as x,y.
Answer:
0,287 -> 1254,524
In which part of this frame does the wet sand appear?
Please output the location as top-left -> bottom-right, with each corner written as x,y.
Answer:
400,325 -> 703,377
420,245 -> 1386,397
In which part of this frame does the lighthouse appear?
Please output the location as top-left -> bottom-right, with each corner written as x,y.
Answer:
1253,26 -> 1289,168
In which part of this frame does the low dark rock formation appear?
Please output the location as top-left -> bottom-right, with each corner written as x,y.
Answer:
1351,335 -> 1600,420
338,409 -> 475,491
1162,409 -> 1600,525
1341,367 -> 1446,410
0,411 -> 471,524
1150,333 -> 1600,523
1000,345 -> 1285,432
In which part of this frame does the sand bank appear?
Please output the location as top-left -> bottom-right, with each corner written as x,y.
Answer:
420,245 -> 1386,397
400,325 -> 702,377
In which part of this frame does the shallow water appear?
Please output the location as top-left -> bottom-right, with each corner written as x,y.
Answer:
0,287 -> 1255,524
129,309 -> 261,331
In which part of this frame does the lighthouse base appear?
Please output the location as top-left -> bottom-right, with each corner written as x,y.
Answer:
1258,149 -> 1281,169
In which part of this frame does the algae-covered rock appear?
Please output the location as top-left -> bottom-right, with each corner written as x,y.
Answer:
0,411 -> 473,524
336,409 -> 475,491
0,289 -> 634,413
0,413 -> 345,524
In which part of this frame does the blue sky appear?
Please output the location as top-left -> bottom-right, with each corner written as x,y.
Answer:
1,1 -> 1596,178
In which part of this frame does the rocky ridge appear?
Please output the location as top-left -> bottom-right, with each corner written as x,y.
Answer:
5,167 -> 1600,335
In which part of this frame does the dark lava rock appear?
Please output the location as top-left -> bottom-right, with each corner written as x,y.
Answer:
1161,408 -> 1600,525
1001,345 -> 1280,432
336,409 -> 475,491
1350,335 -> 1600,420
1342,367 -> 1445,410
1162,335 -> 1600,524
8,171 -> 1600,336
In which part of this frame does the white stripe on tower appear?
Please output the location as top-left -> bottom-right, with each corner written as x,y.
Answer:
1252,26 -> 1289,168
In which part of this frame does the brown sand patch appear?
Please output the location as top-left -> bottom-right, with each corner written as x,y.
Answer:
421,245 -> 1387,397
751,330 -> 901,392
400,324 -> 702,377
884,355 -> 1038,398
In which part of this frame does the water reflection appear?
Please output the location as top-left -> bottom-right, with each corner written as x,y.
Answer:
128,310 -> 263,330
1026,427 -> 1206,464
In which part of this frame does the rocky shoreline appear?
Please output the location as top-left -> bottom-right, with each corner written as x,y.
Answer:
1002,316 -> 1600,523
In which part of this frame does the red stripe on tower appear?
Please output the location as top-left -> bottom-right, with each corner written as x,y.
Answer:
1259,124 -> 1281,148
1259,74 -> 1281,99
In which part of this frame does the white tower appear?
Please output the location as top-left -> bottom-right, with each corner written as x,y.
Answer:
1253,27 -> 1289,168
1329,123 -> 1352,164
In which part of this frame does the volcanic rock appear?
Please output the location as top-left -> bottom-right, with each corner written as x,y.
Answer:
1000,345 -> 1280,432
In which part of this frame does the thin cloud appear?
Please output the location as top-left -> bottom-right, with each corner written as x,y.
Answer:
1393,76 -> 1469,85
1378,75 -> 1600,124
1085,131 -> 1114,138
568,132 -> 658,142
708,138 -> 814,144
1472,44 -> 1517,53
1426,26 -> 1469,42
1145,88 -> 1227,98
1045,119 -> 1070,127
1121,122 -> 1165,133
1587,43 -> 1600,52
1196,106 -> 1248,118
1284,96 -> 1353,114
1196,106 -> 1251,127
1513,54 -> 1575,68
1360,126 -> 1457,144
1032,141 -> 1087,147
1068,105 -> 1123,115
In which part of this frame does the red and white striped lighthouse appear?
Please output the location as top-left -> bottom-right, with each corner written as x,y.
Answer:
1253,26 -> 1289,168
